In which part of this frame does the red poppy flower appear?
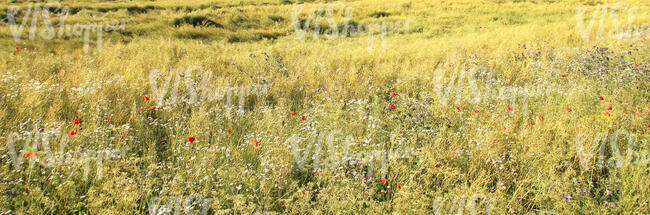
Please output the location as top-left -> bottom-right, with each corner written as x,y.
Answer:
380,178 -> 387,185
569,34 -> 572,38
390,105 -> 395,110
69,130 -> 76,136
488,161 -> 493,166
629,44 -> 632,47
150,106 -> 156,110
474,110 -> 479,113
566,108 -> 572,112
397,183 -> 402,189
25,151 -> 35,158
301,115 -> 306,120
507,106 -> 513,111
252,139 -> 259,147
226,128 -> 231,133
502,126 -> 507,130
144,96 -> 150,101
266,129 -> 270,135
607,106 -> 612,110
14,46 -> 19,51
599,96 -> 604,101
120,38 -> 125,42
391,93 -> 398,97
434,164 -> 440,168
530,122 -> 534,127
561,74 -> 566,77
515,120 -> 520,124
187,136 -> 195,142
539,115 -> 544,121
605,112 -> 611,117
104,116 -> 109,120
139,108 -> 143,113
290,112 -> 295,116
455,106 -> 460,110
73,119 -> 81,124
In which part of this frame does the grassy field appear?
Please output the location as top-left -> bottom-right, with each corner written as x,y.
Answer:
1,0 -> 649,214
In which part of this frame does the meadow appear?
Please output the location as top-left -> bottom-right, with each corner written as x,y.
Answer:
0,0 -> 649,214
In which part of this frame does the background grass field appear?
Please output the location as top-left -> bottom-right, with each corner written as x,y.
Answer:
1,0 -> 649,214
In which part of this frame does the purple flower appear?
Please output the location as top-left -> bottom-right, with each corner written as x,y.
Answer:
606,189 -> 611,196
562,194 -> 572,201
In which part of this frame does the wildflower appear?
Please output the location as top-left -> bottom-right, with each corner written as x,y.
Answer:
599,96 -> 604,101
380,178 -> 387,185
104,116 -> 109,120
69,130 -> 77,136
120,38 -> 125,42
562,74 -> 566,77
397,183 -> 402,189
570,34 -> 572,38
187,136 -> 195,143
539,115 -> 544,121
434,164 -> 440,168
507,106 -> 513,111
391,93 -> 398,97
455,106 -> 460,110
566,108 -> 572,112
390,105 -> 396,110
607,106 -> 612,110
150,106 -> 156,110
266,129 -> 270,135
605,189 -> 611,196
301,115 -> 306,120
605,112 -> 610,117
474,110 -> 479,114
14,46 -> 19,51
25,151 -> 35,158
252,139 -> 259,147
290,112 -> 295,116
144,96 -> 150,101
226,128 -> 231,133
73,119 -> 81,124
